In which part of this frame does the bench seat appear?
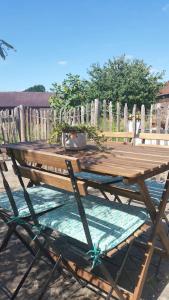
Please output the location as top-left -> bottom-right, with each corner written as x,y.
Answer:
0,184 -> 73,218
111,180 -> 165,205
38,194 -> 148,253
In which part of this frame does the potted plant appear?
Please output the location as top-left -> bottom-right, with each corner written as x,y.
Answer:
49,123 -> 105,150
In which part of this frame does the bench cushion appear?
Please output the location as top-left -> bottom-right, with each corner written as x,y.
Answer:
0,184 -> 73,217
75,172 -> 123,184
38,194 -> 148,253
111,180 -> 165,205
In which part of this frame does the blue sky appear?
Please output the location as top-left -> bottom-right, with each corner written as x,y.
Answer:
0,0 -> 169,91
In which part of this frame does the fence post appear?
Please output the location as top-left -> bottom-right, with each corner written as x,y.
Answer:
116,102 -> 120,132
109,101 -> 113,131
149,104 -> 153,133
19,105 -> 26,142
81,106 -> 85,124
124,103 -> 128,132
103,99 -> 107,131
86,103 -> 90,124
156,105 -> 161,133
94,98 -> 99,128
141,104 -> 145,133
91,101 -> 94,125
72,108 -> 76,125
77,107 -> 80,124
132,104 -> 136,144
165,108 -> 169,145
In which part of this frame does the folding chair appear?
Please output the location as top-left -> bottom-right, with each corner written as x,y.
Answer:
0,150 -> 80,253
4,148 -> 155,300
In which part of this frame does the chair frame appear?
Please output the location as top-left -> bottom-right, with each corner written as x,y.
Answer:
3,148 -> 157,299
1,147 -> 168,299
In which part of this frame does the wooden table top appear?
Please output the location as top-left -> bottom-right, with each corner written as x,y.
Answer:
4,141 -> 169,182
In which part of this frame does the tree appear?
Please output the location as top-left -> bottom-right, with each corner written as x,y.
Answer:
24,85 -> 46,92
87,55 -> 164,109
50,73 -> 89,109
0,40 -> 15,59
50,56 -> 164,110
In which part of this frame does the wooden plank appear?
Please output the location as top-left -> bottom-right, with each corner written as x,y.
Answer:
81,159 -> 164,177
164,108 -> 169,146
132,104 -> 136,144
81,106 -> 85,124
66,261 -> 132,300
103,99 -> 107,131
94,98 -> 99,128
19,105 -> 26,142
18,166 -> 86,196
139,133 -> 169,141
141,105 -> 145,133
109,101 -> 113,131
5,142 -> 169,180
116,102 -> 120,133
91,101 -> 94,126
149,104 -> 153,134
101,131 -> 134,139
86,103 -> 90,124
124,103 -> 128,133
7,148 -> 81,173
106,223 -> 149,257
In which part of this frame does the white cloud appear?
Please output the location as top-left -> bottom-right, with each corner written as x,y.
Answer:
162,3 -> 169,11
57,60 -> 68,65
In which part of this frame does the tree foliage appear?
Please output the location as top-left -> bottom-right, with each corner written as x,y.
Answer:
50,73 -> 89,109
0,40 -> 15,60
87,55 -> 164,109
24,85 -> 46,92
50,56 -> 164,109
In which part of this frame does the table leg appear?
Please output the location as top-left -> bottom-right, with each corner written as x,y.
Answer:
137,177 -> 169,256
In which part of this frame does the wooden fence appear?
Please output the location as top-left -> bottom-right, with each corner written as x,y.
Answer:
0,100 -> 169,143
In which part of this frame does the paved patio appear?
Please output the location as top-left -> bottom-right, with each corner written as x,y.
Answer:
0,161 -> 169,299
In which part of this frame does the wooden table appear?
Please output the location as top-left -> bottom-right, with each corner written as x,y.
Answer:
5,141 -> 169,180
4,141 -> 169,300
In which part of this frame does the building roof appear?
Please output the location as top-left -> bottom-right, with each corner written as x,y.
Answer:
159,81 -> 169,96
0,92 -> 53,108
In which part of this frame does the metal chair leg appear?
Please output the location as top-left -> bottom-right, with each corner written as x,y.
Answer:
37,255 -> 62,300
106,242 -> 133,300
0,225 -> 16,252
11,249 -> 41,300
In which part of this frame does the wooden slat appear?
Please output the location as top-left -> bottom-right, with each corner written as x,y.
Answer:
100,131 -> 134,139
106,224 -> 150,257
4,142 -> 169,181
139,133 -> 169,141
66,261 -> 132,300
7,148 -> 81,172
18,166 -> 87,196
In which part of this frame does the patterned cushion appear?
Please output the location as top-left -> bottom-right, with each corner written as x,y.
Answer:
111,180 -> 165,205
75,172 -> 123,184
0,184 -> 73,217
38,194 -> 148,253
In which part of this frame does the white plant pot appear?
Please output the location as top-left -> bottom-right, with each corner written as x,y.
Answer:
62,132 -> 87,150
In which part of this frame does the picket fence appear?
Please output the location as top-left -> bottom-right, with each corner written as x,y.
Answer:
0,99 -> 168,143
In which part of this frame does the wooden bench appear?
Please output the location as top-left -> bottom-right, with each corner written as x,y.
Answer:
99,131 -> 134,143
139,133 -> 169,146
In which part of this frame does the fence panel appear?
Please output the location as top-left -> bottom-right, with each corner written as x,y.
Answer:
0,101 -> 169,144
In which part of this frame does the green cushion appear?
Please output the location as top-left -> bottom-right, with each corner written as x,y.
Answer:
0,185 -> 73,217
111,180 -> 165,205
75,172 -> 123,184
38,195 -> 148,253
